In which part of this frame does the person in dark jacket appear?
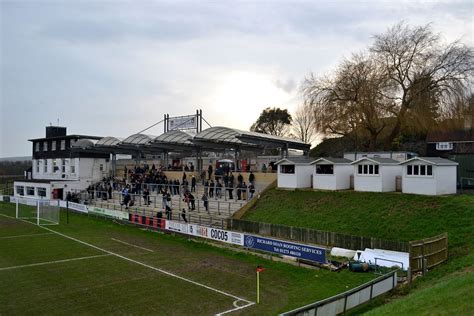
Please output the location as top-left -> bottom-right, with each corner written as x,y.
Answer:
191,175 -> 196,192
181,208 -> 188,222
249,171 -> 255,185
209,179 -> 215,198
237,173 -> 243,184
202,193 -> 209,212
188,192 -> 195,210
208,164 -> 213,180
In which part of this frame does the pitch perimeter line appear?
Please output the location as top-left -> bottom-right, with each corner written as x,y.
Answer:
0,232 -> 54,239
0,213 -> 255,314
0,254 -> 111,271
111,238 -> 154,252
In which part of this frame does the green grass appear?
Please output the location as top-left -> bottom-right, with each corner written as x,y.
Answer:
0,201 -> 374,315
243,189 -> 474,315
364,269 -> 474,315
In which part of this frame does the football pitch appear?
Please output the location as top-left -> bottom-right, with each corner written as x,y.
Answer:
0,202 -> 374,315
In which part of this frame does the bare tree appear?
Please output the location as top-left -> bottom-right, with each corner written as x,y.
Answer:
304,53 -> 393,150
371,22 -> 474,149
292,102 -> 318,144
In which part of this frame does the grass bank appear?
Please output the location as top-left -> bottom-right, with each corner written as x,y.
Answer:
242,189 -> 474,314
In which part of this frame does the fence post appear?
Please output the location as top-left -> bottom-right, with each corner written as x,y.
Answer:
407,267 -> 412,286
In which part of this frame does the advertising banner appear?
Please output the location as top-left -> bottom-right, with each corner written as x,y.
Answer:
89,206 -> 128,220
244,235 -> 326,263
165,220 -> 188,234
68,202 -> 88,214
188,224 -> 244,246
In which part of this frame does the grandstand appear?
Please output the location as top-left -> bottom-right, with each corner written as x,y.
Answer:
80,181 -> 250,228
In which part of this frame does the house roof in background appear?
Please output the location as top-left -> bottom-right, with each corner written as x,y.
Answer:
426,129 -> 474,143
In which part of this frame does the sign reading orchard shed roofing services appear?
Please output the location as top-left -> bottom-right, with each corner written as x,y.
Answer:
244,235 -> 326,263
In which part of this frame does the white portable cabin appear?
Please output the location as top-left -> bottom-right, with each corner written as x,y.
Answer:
275,157 -> 313,189
310,158 -> 353,190
400,157 -> 458,195
352,157 -> 402,192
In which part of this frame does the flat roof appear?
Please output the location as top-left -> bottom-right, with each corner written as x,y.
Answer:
28,135 -> 103,141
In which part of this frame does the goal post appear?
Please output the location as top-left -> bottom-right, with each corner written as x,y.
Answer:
37,200 -> 60,225
15,197 -> 60,225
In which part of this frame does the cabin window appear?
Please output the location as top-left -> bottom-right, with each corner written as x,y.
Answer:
52,141 -> 56,151
280,165 -> 295,174
61,140 -> 66,150
358,164 -> 379,175
43,141 -> 48,151
316,164 -> 334,174
407,164 -> 433,176
35,142 -> 40,152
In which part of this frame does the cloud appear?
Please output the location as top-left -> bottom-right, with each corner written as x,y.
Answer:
1,0 -> 472,157
274,78 -> 297,94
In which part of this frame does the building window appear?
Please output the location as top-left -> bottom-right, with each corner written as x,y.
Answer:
436,142 -> 453,151
99,164 -> 104,171
53,159 -> 59,172
37,187 -> 46,197
406,164 -> 434,176
26,187 -> 35,196
44,159 -> 48,173
43,141 -> 48,151
16,186 -> 25,196
35,142 -> 40,152
61,160 -> 66,173
36,161 -> 40,173
280,165 -> 295,174
358,164 -> 379,175
316,164 -> 334,174
71,165 -> 76,174
61,140 -> 66,150
52,141 -> 56,151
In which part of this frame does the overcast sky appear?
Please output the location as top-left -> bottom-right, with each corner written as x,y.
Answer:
1,0 -> 472,157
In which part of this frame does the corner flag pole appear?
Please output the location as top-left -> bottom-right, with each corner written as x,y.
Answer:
257,270 -> 260,304
256,265 -> 265,304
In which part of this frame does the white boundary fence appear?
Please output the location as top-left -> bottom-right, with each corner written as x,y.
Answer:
280,270 -> 398,316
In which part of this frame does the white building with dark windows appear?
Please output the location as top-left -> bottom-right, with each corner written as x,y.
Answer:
14,126 -> 109,200
310,158 -> 353,190
352,157 -> 402,192
400,157 -> 458,195
275,157 -> 313,189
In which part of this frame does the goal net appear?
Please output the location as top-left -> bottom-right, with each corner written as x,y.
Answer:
16,197 -> 60,225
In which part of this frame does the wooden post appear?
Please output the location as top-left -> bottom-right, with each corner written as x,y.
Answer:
407,267 -> 412,286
